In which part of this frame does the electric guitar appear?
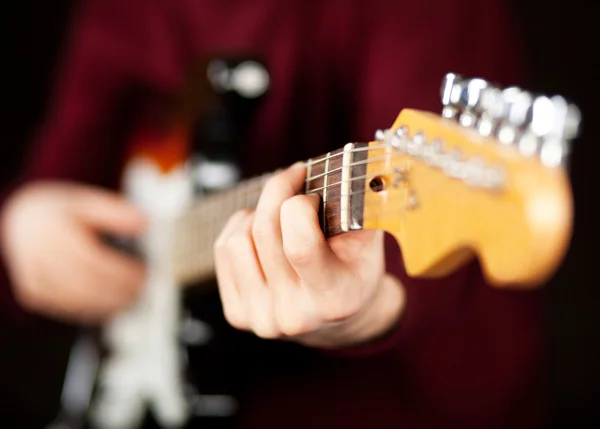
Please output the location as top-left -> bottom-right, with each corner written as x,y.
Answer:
49,70 -> 580,429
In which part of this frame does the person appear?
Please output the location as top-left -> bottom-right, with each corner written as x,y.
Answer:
0,0 -> 545,428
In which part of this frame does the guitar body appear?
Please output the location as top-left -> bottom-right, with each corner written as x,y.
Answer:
89,57 -> 268,429
91,144 -> 193,428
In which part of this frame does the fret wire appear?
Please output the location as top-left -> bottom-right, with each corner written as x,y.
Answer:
322,152 -> 331,229
305,153 -> 393,182
305,158 -> 313,193
176,211 -> 410,284
199,179 -> 396,229
306,170 -> 389,194
174,144 -> 405,283
180,166 -> 397,245
328,205 -> 420,222
321,186 -> 384,205
193,172 -> 400,234
180,159 -> 394,236
304,143 -> 389,167
185,149 -> 393,216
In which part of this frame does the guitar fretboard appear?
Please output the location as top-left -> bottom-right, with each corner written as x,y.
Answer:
171,143 -> 369,285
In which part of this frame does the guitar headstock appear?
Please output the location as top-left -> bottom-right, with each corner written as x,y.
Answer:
363,73 -> 580,286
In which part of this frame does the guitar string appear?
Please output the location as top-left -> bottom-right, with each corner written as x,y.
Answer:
175,150 -> 415,268
303,153 -> 395,183
174,200 -> 420,278
176,203 -> 416,271
186,184 -> 405,230
188,151 -> 408,213
185,167 -> 396,217
190,152 -> 397,211
304,142 -> 392,167
179,155 -> 404,246
177,167 -> 405,256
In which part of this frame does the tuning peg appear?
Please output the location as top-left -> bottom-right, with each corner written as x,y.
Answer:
439,71 -> 582,168
541,95 -> 581,141
507,91 -> 536,155
457,78 -> 489,127
495,87 -> 529,145
440,73 -> 459,104
507,90 -> 534,127
441,73 -> 462,119
476,86 -> 503,136
529,95 -> 581,167
563,103 -> 581,141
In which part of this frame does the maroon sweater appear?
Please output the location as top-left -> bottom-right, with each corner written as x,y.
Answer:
1,0 -> 545,427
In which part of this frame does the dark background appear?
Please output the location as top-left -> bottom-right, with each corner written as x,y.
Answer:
0,0 -> 596,427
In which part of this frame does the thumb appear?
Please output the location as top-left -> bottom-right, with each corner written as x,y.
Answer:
70,187 -> 147,236
328,228 -> 384,268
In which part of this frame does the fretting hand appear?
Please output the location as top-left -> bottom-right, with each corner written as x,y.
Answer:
214,163 -> 405,348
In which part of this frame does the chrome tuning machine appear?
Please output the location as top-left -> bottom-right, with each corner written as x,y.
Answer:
440,72 -> 581,167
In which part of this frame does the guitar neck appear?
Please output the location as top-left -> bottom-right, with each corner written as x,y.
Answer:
171,143 -> 370,285
156,74 -> 579,289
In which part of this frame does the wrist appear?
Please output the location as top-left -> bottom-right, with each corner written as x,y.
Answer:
355,273 -> 406,345
307,273 -> 406,350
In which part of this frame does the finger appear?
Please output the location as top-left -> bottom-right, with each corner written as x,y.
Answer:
70,187 -> 147,236
225,213 -> 278,338
280,193 -> 347,289
214,210 -> 253,329
33,244 -> 140,323
328,228 -> 385,280
253,162 -> 306,288
68,228 -> 145,313
84,238 -> 146,305
281,195 -> 386,322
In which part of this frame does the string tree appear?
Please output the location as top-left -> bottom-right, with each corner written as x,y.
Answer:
390,126 -> 409,152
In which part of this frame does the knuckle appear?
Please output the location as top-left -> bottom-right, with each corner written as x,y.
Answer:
223,308 -> 248,331
13,282 -> 42,311
283,241 -> 316,265
281,194 -> 313,217
225,231 -> 252,252
214,234 -> 226,250
213,236 -> 228,256
277,314 -> 312,337
252,324 -> 281,340
320,293 -> 362,322
251,218 -> 274,242
232,208 -> 252,222
250,310 -> 281,339
264,174 -> 287,194
279,195 -> 301,216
